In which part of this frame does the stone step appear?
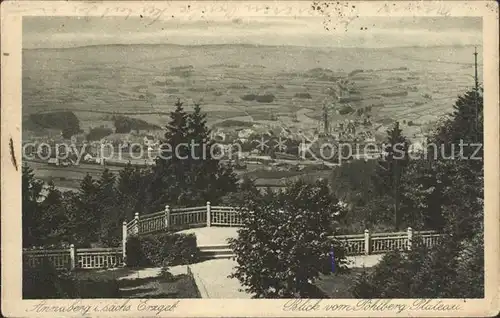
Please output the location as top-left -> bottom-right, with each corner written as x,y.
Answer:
199,245 -> 235,259
199,244 -> 231,251
201,253 -> 234,260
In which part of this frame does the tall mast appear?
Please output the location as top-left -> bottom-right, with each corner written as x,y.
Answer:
323,103 -> 329,135
473,46 -> 479,132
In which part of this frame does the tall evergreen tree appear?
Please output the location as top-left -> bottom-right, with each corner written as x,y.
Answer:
38,182 -> 72,245
22,164 -> 44,247
22,166 -> 74,247
96,169 -> 120,245
187,103 -> 209,147
149,99 -> 189,208
431,87 -> 483,170
164,98 -> 189,161
400,159 -> 444,230
117,163 -> 148,219
376,121 -> 409,230
75,173 -> 100,245
150,99 -> 237,209
79,173 -> 97,197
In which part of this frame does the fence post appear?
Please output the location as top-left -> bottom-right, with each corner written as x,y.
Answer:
206,201 -> 211,227
164,205 -> 170,229
69,244 -> 76,270
364,229 -> 370,255
134,212 -> 140,234
407,227 -> 413,250
122,221 -> 127,266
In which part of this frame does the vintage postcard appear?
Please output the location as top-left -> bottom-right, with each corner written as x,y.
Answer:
1,0 -> 499,317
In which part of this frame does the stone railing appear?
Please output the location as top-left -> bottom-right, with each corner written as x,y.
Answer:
125,202 -> 239,238
125,202 -> 443,256
23,245 -> 124,270
334,229 -> 441,255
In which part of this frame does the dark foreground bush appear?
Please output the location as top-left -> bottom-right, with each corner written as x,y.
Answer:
23,259 -> 120,299
73,277 -> 121,298
351,234 -> 484,298
126,232 -> 200,267
23,259 -> 72,299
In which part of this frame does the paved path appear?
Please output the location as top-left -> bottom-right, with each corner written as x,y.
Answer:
188,259 -> 252,298
117,264 -> 187,281
186,255 -> 383,299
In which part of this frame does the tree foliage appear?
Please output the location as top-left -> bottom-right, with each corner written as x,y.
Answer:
401,88 -> 483,237
113,115 -> 160,133
86,127 -> 113,141
23,99 -> 238,247
352,232 -> 483,298
229,180 -> 348,298
351,87 -> 484,298
22,165 -> 77,247
149,99 -> 237,209
28,111 -> 81,139
329,160 -> 393,232
22,164 -> 45,247
376,121 -> 409,230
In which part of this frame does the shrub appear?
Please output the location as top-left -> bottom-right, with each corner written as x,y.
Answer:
187,87 -> 215,92
255,93 -> 275,103
22,259 -> 120,299
351,234 -> 483,298
214,120 -> 254,128
228,83 -> 248,89
23,258 -> 73,299
126,232 -> 200,267
240,93 -> 275,103
240,94 -> 256,101
229,180 -> 348,298
338,105 -> 354,115
381,91 -> 408,97
86,127 -> 113,141
29,111 -> 80,139
160,266 -> 176,282
73,276 -> 120,298
294,92 -> 312,99
113,115 -> 160,133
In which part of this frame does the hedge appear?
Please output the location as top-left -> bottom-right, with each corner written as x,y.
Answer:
126,232 -> 200,267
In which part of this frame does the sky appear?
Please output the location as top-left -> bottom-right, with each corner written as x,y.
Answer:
23,16 -> 482,49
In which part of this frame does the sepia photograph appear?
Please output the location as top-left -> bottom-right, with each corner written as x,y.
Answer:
1,1 -> 499,317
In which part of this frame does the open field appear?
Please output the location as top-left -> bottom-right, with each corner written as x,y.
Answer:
23,44 -> 482,142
